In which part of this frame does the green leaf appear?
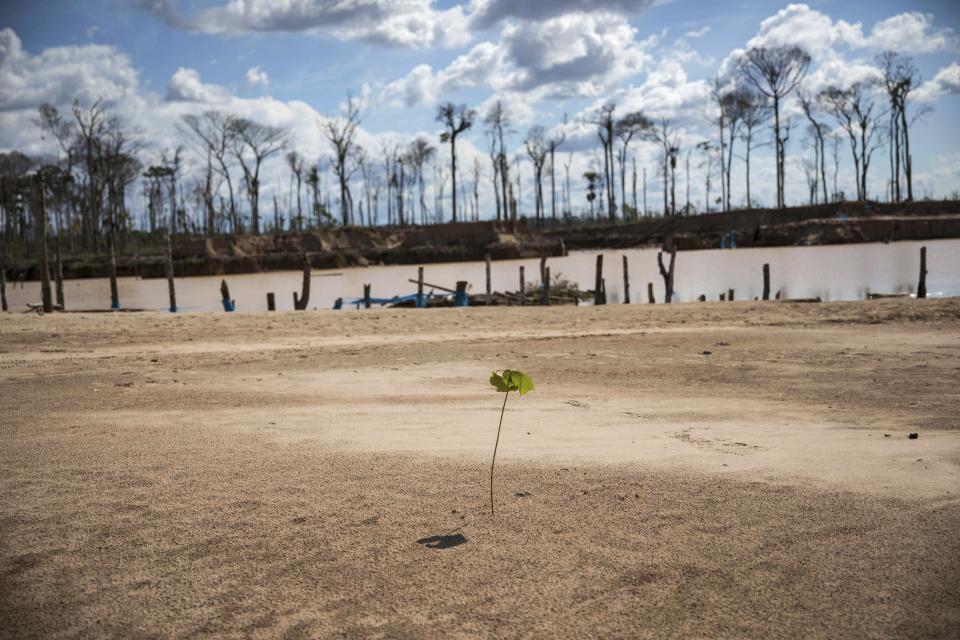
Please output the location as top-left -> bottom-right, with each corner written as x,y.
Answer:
490,371 -> 511,393
490,369 -> 535,396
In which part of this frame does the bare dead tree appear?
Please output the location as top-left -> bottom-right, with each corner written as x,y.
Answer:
615,111 -> 653,219
654,119 -> 680,216
798,88 -> 829,204
322,92 -> 363,226
230,117 -> 286,234
484,100 -> 511,222
286,151 -> 304,231
524,126 -> 548,226
407,136 -> 435,225
877,51 -> 919,202
737,91 -> 770,208
436,102 -> 476,223
713,85 -> 750,210
739,46 -> 811,208
592,104 -> 617,220
547,121 -> 567,222
179,111 -> 240,231
820,82 -> 884,201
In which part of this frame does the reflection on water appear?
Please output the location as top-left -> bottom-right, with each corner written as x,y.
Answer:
6,239 -> 959,313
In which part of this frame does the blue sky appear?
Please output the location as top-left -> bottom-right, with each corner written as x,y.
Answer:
1,0 -> 959,216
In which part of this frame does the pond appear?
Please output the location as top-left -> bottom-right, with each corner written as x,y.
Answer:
5,239 -> 958,313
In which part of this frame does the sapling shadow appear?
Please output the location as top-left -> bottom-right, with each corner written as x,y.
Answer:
488,369 -> 535,517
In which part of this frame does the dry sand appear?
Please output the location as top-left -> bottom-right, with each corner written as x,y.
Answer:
1,299 -> 959,639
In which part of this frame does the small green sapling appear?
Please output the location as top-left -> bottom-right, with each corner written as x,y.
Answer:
488,369 -> 535,517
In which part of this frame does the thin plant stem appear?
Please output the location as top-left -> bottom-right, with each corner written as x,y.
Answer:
490,391 -> 509,517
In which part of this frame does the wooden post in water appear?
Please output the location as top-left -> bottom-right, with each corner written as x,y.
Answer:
220,279 -> 235,312
540,254 -> 547,284
543,267 -> 551,305
293,253 -> 311,310
762,263 -> 771,301
35,176 -> 53,313
0,268 -> 7,311
560,238 -> 567,257
266,292 -> 276,311
164,231 -> 177,312
647,282 -> 655,304
622,255 -> 630,304
54,245 -> 65,311
657,247 -> 677,304
363,284 -> 371,309
594,254 -> 604,305
728,288 -> 735,301
485,253 -> 492,305
917,246 -> 927,299
519,266 -> 526,305
417,267 -> 424,308
601,279 -> 607,305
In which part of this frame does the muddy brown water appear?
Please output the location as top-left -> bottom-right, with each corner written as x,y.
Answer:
6,239 -> 959,312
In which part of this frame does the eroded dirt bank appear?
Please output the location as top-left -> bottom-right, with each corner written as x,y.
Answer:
1,299 -> 959,638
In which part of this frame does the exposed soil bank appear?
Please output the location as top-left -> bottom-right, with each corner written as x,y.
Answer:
548,199 -> 960,251
11,200 -> 960,280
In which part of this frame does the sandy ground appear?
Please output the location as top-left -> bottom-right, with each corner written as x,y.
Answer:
1,299 -> 959,639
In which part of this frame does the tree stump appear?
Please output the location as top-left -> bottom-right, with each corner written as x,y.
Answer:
519,266 -> 526,306
417,267 -> 425,308
622,255 -> 630,304
165,232 -> 177,313
543,267 -> 551,306
220,279 -> 235,312
657,247 -> 677,304
363,284 -> 371,309
293,254 -> 311,310
54,246 -> 65,311
485,253 -> 492,305
594,254 -> 604,305
762,263 -> 771,301
266,292 -> 276,311
917,246 -> 927,299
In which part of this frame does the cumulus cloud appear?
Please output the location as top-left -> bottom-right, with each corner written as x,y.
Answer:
384,13 -> 654,106
0,28 -> 139,113
914,63 -> 960,102
745,4 -> 866,57
744,4 -> 954,59
138,0 -> 470,48
468,0 -> 654,30
868,12 -> 955,54
243,66 -> 270,90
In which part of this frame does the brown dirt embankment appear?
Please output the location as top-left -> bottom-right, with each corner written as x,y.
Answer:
13,200 -> 960,280
549,199 -> 960,251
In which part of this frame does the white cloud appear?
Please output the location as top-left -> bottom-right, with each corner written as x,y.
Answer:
243,66 -> 270,90
746,4 -> 866,57
684,26 -> 711,39
868,12 -> 955,54
0,28 -> 139,114
914,63 -> 960,102
138,0 -> 470,48
468,0 -> 654,30
165,67 -> 231,103
384,13 -> 655,106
